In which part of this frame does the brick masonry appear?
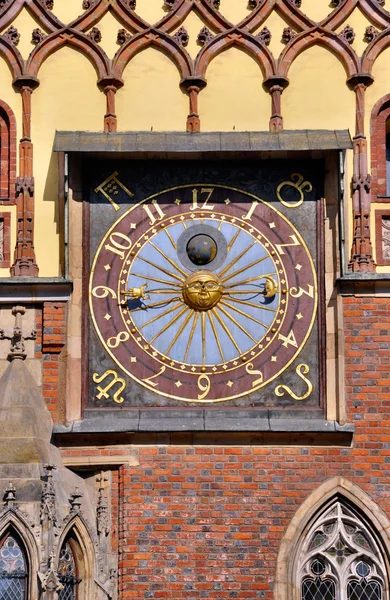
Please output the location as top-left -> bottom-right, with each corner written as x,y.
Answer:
57,296 -> 390,599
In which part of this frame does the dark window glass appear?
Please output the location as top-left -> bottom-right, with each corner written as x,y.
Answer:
0,535 -> 27,600
348,580 -> 381,600
58,541 -> 81,600
302,577 -> 335,600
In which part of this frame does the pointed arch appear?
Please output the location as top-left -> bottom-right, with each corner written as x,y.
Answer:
56,515 -> 96,600
278,28 -> 361,80
195,30 -> 276,80
0,510 -> 40,600
112,30 -> 193,80
26,29 -> 110,81
276,478 -> 390,600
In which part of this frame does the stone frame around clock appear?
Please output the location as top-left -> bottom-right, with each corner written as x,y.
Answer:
63,149 -> 345,432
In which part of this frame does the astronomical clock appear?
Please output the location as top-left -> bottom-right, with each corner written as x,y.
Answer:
86,160 -> 324,411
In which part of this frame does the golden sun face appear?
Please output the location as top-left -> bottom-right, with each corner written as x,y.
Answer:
182,271 -> 223,311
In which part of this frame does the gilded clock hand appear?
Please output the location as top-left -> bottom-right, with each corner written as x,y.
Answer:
123,284 -> 150,300
224,272 -> 277,289
128,297 -> 181,313
129,272 -> 182,287
224,296 -> 278,313
217,242 -> 255,278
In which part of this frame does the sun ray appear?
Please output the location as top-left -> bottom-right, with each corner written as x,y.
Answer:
184,311 -> 200,362
165,309 -> 194,355
225,296 -> 278,313
217,305 -> 257,343
207,311 -> 225,362
149,305 -> 189,344
129,272 -> 182,288
138,256 -> 185,283
217,242 -> 255,279
220,299 -> 268,329
212,308 -> 242,355
227,229 -> 241,252
138,302 -> 184,330
221,255 -> 269,284
164,229 -> 177,250
149,241 -> 188,277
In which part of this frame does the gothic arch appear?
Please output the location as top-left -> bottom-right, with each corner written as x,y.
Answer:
278,29 -> 360,80
0,98 -> 16,202
112,30 -> 193,81
195,30 -> 276,81
275,478 -> 390,600
56,515 -> 96,600
0,510 -> 40,600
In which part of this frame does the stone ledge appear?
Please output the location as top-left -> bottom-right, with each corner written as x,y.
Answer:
53,410 -> 354,438
0,278 -> 73,302
54,130 -> 353,154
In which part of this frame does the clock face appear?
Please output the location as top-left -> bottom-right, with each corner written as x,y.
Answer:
89,184 -> 317,403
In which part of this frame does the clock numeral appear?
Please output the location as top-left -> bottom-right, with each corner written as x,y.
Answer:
242,200 -> 261,221
107,331 -> 130,349
93,369 -> 126,404
245,363 -> 263,387
142,200 -> 166,225
143,365 -> 166,388
276,173 -> 312,209
197,374 -> 211,400
190,188 -> 215,211
275,234 -> 301,255
275,363 -> 312,401
278,330 -> 298,349
105,232 -> 132,260
290,284 -> 314,299
92,285 -> 117,299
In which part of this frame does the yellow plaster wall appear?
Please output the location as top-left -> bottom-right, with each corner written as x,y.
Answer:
173,11 -> 212,60
134,0 -> 165,25
51,0 -> 84,24
255,11 -> 291,60
218,0 -> 250,25
116,48 -> 188,131
200,47 -> 269,132
32,46 -> 105,276
0,7 -> 48,60
283,45 -> 355,132
87,11 -> 125,59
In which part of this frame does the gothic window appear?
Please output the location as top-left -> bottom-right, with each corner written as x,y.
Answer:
58,539 -> 81,600
298,502 -> 387,600
0,533 -> 28,600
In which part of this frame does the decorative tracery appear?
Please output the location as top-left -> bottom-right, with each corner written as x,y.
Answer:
0,533 -> 27,600
58,540 -> 81,600
298,502 -> 387,600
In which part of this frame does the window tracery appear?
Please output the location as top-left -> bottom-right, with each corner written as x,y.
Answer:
0,533 -> 27,600
58,540 -> 81,600
298,502 -> 387,600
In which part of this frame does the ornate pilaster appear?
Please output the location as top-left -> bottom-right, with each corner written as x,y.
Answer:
11,77 -> 39,276
0,305 -> 36,361
263,77 -> 289,133
98,76 -> 124,133
347,75 -> 375,272
180,77 -> 207,133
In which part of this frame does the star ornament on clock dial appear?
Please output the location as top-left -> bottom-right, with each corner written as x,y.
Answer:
89,185 -> 317,403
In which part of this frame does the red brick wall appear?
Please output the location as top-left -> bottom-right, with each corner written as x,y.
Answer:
59,296 -> 390,599
39,301 -> 67,421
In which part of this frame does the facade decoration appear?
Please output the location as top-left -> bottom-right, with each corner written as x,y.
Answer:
281,27 -> 296,43
88,27 -> 102,43
173,26 -> 189,47
0,306 -> 36,361
31,28 -> 46,45
2,26 -> 20,46
364,25 -> 379,42
257,26 -> 272,45
339,25 -> 356,44
117,28 -> 130,45
197,26 -> 213,45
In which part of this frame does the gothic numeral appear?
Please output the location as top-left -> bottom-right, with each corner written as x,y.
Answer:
290,284 -> 314,299
278,330 -> 298,349
142,200 -> 166,225
93,370 -> 126,404
275,234 -> 300,255
142,365 -> 166,388
190,188 -> 215,211
105,232 -> 132,260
